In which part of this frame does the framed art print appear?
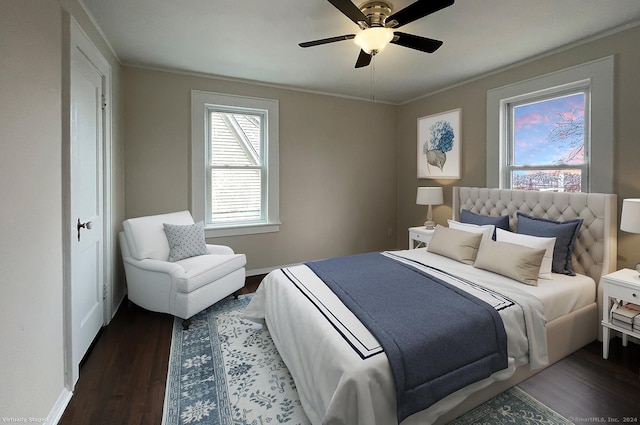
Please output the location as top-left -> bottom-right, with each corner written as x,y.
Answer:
417,108 -> 461,179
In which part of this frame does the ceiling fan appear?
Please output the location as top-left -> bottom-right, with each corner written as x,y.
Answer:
299,0 -> 454,68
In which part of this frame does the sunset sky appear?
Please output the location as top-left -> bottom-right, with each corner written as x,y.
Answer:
513,93 -> 585,166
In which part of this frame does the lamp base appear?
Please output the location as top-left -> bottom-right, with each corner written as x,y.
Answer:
424,220 -> 436,230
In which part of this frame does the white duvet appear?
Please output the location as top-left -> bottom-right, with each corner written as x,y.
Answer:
243,249 -> 553,425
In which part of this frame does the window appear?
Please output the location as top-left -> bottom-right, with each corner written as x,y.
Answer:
507,90 -> 588,192
486,56 -> 614,194
192,91 -> 279,237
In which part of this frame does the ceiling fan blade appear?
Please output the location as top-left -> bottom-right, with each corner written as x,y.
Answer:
299,34 -> 355,48
391,32 -> 443,53
327,0 -> 370,26
386,0 -> 454,28
355,49 -> 372,68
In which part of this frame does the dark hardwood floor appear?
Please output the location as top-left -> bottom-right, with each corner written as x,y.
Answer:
519,337 -> 640,421
60,276 -> 263,425
60,275 -> 640,424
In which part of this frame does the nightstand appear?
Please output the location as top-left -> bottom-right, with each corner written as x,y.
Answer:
601,268 -> 640,359
408,226 -> 435,249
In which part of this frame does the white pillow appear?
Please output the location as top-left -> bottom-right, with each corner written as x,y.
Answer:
495,228 -> 556,279
447,219 -> 495,244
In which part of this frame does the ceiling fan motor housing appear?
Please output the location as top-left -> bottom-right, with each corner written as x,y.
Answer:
358,1 -> 394,27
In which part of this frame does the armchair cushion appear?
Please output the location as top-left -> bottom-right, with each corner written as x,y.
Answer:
174,253 -> 247,293
123,210 -> 194,260
163,221 -> 207,262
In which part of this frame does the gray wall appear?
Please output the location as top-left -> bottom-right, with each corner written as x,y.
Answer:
0,0 -> 125,419
0,1 -> 64,417
123,67 -> 398,271
117,23 -> 640,275
397,25 -> 640,270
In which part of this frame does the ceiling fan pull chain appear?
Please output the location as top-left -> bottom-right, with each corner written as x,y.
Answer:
370,55 -> 375,102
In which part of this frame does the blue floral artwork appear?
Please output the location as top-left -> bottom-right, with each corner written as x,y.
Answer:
424,120 -> 454,171
417,109 -> 461,179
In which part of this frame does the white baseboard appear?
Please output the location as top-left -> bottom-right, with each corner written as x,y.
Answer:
46,387 -> 73,425
246,266 -> 276,276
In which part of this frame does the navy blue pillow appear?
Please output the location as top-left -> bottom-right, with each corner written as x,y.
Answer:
516,212 -> 583,276
460,209 -> 510,240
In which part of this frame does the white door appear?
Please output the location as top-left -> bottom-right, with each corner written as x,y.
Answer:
69,28 -> 105,385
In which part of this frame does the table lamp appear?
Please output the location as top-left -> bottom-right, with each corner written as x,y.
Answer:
416,187 -> 443,229
620,198 -> 640,274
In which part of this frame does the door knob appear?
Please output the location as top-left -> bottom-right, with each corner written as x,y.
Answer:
77,218 -> 93,241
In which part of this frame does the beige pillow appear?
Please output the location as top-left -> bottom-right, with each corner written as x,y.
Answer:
427,225 -> 483,264
495,229 -> 556,279
474,240 -> 546,286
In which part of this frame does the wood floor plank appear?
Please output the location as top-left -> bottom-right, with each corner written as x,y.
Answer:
60,301 -> 173,425
519,338 -> 640,420
60,275 -> 640,424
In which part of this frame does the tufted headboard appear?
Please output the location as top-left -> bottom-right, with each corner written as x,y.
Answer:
452,187 -> 617,286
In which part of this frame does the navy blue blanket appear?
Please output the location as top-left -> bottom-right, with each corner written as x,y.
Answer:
306,253 -> 508,423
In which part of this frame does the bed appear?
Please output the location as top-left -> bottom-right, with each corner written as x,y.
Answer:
244,187 -> 617,424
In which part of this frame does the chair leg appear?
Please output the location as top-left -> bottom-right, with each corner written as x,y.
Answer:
233,289 -> 242,299
182,318 -> 191,330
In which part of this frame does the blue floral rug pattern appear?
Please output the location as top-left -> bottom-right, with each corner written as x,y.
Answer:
451,386 -> 573,425
162,294 -> 573,425
162,294 -> 309,425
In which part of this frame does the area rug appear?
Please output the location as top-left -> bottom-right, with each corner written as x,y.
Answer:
162,294 -> 573,425
161,294 -> 308,425
449,386 -> 573,425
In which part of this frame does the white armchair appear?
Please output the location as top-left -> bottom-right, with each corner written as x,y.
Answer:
119,210 -> 246,329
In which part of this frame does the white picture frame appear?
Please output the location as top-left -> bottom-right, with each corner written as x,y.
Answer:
417,108 -> 461,179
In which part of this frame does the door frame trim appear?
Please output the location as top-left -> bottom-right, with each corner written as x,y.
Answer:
63,15 -> 113,390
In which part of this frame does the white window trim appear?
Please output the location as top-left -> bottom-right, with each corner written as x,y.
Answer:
487,56 -> 614,193
191,90 -> 280,237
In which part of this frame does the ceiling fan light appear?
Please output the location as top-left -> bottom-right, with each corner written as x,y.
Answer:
354,27 -> 394,54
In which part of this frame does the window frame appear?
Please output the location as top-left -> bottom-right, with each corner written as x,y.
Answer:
191,90 -> 280,237
504,87 -> 590,192
487,56 -> 614,193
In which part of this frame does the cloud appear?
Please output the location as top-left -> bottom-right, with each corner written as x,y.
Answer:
515,113 -> 543,130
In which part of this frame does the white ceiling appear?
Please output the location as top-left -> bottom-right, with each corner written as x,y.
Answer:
82,0 -> 640,104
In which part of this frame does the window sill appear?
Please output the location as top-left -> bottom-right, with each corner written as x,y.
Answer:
204,222 -> 280,238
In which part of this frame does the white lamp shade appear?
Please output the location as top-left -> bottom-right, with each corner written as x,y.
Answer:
620,199 -> 640,234
354,27 -> 394,54
416,187 -> 443,206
